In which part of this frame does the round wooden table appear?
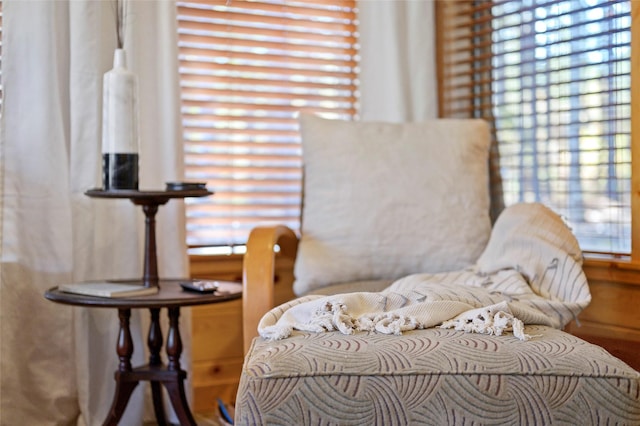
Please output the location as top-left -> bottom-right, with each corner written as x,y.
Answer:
46,279 -> 242,426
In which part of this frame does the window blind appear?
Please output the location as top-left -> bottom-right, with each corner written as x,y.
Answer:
437,0 -> 632,254
177,0 -> 359,248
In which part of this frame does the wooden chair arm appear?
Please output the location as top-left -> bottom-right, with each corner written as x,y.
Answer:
242,225 -> 299,353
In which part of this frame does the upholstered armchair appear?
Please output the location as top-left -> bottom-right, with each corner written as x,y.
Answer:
235,115 -> 640,425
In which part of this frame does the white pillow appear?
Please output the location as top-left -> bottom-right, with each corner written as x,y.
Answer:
293,114 -> 492,296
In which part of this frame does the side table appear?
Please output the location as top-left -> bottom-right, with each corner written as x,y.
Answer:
45,187 -> 230,425
45,279 -> 242,426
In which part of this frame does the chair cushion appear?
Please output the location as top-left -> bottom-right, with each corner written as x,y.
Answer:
236,326 -> 640,424
294,114 -> 492,295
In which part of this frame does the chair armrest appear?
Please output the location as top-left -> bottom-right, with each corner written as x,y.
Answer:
242,225 -> 299,353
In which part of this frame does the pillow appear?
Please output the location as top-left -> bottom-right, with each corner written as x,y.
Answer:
293,114 -> 492,296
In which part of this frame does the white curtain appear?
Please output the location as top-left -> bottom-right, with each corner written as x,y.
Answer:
357,0 -> 438,122
0,1 -> 188,425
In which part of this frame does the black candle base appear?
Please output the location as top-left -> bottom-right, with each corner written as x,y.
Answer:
103,153 -> 139,190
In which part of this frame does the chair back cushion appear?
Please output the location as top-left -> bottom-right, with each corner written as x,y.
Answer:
294,114 -> 492,296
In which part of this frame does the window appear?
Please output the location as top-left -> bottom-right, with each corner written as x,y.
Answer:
437,0 -> 632,254
177,0 -> 359,249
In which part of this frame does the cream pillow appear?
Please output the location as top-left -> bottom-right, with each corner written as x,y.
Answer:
293,114 -> 492,296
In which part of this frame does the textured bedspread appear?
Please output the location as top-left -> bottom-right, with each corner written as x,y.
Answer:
259,203 -> 591,342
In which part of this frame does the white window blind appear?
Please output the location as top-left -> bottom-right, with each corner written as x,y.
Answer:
438,0 -> 632,254
177,0 -> 359,248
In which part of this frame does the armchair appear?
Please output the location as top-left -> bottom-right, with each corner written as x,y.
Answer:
236,115 -> 640,425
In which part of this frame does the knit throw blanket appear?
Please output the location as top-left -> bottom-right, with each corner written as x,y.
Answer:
259,203 -> 591,342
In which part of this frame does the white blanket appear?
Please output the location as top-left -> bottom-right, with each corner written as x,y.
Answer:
259,203 -> 591,341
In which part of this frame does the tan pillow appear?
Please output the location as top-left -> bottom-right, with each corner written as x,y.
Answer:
293,114 -> 492,296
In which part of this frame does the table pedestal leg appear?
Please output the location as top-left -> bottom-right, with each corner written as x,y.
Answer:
148,308 -> 168,425
164,307 -> 197,425
141,204 -> 160,288
103,309 -> 136,426
103,373 -> 140,426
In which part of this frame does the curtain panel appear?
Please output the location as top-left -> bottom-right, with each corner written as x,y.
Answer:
357,0 -> 438,122
0,1 -> 187,425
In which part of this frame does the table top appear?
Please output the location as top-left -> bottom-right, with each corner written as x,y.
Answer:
85,188 -> 213,200
45,279 -> 242,309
